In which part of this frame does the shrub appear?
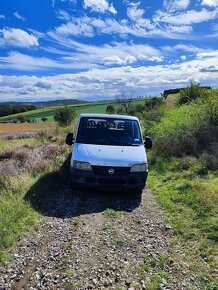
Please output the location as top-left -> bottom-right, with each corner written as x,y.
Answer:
149,95 -> 218,157
177,82 -> 208,105
54,106 -> 75,127
41,117 -> 48,122
106,105 -> 115,114
17,115 -> 26,123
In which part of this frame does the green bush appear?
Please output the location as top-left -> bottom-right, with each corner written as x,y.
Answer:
17,114 -> 26,123
106,105 -> 115,114
178,82 -> 205,105
149,95 -> 218,157
54,106 -> 75,127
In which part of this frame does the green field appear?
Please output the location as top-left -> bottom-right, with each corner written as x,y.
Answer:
0,99 -> 145,123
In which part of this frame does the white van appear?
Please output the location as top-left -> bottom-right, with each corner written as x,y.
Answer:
66,114 -> 152,191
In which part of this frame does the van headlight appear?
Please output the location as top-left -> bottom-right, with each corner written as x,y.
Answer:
73,160 -> 92,171
130,163 -> 148,172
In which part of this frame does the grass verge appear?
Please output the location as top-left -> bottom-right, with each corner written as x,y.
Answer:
148,154 -> 218,288
0,127 -> 71,263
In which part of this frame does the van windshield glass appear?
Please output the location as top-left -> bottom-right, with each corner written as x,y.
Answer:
76,117 -> 143,146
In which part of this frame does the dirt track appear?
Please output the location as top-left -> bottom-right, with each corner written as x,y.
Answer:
0,187 -> 200,290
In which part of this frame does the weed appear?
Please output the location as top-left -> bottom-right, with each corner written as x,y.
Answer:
64,269 -> 74,277
61,241 -> 73,249
112,238 -> 124,246
63,251 -> 77,266
149,274 -> 162,290
73,217 -> 80,227
103,223 -> 111,231
203,280 -> 218,290
104,208 -> 123,220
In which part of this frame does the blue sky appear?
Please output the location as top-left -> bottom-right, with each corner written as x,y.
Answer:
0,0 -> 218,102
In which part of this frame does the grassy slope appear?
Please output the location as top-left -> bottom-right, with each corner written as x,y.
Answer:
0,128 -> 72,263
0,99 -> 145,123
145,92 -> 218,289
148,158 -> 218,289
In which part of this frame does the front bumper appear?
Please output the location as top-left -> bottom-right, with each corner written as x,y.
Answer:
70,167 -> 147,191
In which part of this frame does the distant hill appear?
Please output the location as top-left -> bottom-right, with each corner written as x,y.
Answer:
0,99 -> 87,109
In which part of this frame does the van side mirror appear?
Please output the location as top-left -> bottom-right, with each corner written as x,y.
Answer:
144,136 -> 153,149
66,133 -> 74,146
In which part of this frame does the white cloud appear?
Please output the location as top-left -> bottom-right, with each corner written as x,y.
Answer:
0,15 -> 5,19
154,8 -> 218,25
162,44 -> 204,53
181,55 -> 187,60
84,0 -> 117,14
0,40 -> 164,73
14,12 -> 26,21
196,51 -> 218,58
45,38 -> 162,67
56,9 -> 71,21
202,0 -> 218,7
51,16 -> 195,42
0,51 -> 217,102
138,54 -> 164,62
54,18 -> 94,37
102,55 -> 137,66
164,0 -> 190,12
0,28 -> 38,48
169,25 -> 193,33
127,5 -> 145,21
0,51 -> 99,71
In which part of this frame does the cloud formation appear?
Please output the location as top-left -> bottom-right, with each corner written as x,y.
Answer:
127,3 -> 145,21
202,0 -> 218,7
154,8 -> 218,25
83,0 -> 117,14
0,51 -> 217,102
14,12 -> 26,21
0,28 -> 38,48
164,0 -> 190,12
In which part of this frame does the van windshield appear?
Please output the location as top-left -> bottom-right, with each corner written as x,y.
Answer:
76,117 -> 143,146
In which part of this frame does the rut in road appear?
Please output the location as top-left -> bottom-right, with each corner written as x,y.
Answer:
0,188 -> 200,290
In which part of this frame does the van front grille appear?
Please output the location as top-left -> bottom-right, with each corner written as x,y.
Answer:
92,166 -> 130,175
97,178 -> 126,184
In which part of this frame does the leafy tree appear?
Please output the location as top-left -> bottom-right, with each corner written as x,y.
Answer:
17,114 -> 26,123
54,106 -> 75,127
41,117 -> 48,122
106,105 -> 115,114
178,82 -> 203,105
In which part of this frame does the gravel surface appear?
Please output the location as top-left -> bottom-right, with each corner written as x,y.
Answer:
0,187 -> 201,290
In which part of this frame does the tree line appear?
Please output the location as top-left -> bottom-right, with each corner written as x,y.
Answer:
0,104 -> 37,117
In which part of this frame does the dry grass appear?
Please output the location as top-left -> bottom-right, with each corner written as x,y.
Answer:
0,123 -> 55,133
165,94 -> 179,107
0,148 -> 29,164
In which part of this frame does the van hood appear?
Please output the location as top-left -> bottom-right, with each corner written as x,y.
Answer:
73,143 -> 147,167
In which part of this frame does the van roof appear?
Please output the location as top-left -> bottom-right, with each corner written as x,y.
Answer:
79,113 -> 139,121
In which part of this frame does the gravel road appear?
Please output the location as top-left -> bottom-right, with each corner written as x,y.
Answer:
0,186 -> 201,290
